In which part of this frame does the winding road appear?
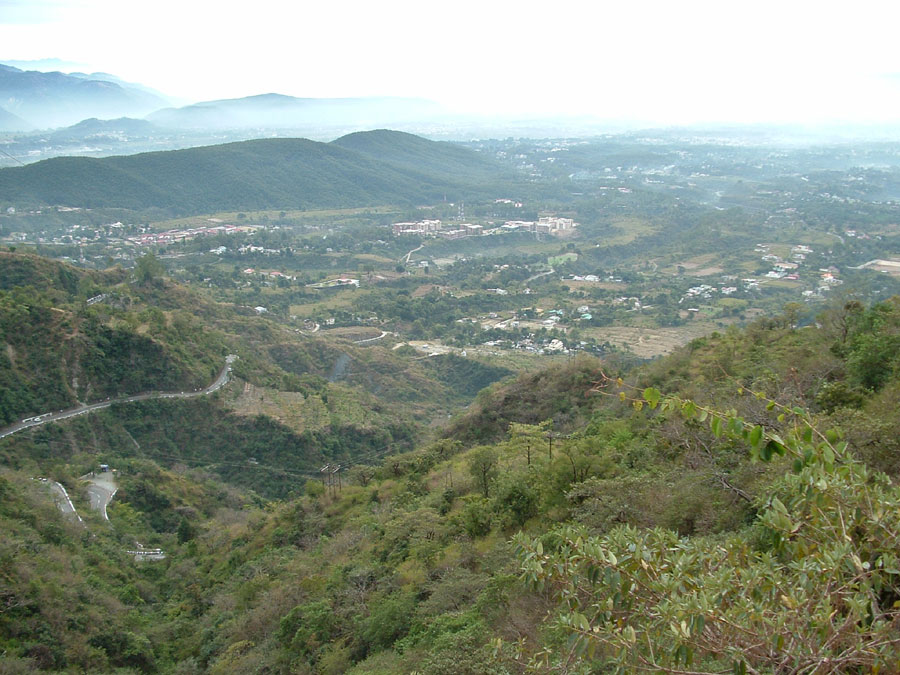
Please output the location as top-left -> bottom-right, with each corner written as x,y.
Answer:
47,480 -> 83,524
402,243 -> 425,264
0,355 -> 238,440
86,472 -> 117,521
526,267 -> 555,283
354,330 -> 391,344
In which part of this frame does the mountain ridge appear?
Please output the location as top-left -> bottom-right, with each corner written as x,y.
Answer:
146,93 -> 446,130
0,64 -> 169,128
0,130 -> 511,213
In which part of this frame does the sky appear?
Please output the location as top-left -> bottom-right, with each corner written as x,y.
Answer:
2,0 -> 900,126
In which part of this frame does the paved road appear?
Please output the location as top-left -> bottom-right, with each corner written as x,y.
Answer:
526,267 -> 555,283
47,480 -> 83,524
402,244 -> 425,264
354,330 -> 390,344
86,473 -> 117,521
0,355 -> 237,440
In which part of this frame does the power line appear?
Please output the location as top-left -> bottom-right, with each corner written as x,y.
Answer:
0,145 -> 26,166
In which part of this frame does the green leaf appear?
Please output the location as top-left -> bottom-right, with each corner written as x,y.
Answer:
749,425 -> 763,447
711,416 -> 722,438
643,387 -> 661,409
692,614 -> 704,635
682,400 -> 697,419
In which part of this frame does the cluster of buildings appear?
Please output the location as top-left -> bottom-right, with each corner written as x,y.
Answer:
237,244 -> 281,255
500,216 -> 578,234
392,216 -> 577,238
242,268 -> 297,281
128,223 -> 253,247
391,219 -> 485,239
680,284 -> 738,304
756,243 -> 813,280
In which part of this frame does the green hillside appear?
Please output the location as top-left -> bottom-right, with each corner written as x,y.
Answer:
0,252 -> 513,495
331,129 -> 508,183
0,132 -> 507,214
3,296 -> 900,672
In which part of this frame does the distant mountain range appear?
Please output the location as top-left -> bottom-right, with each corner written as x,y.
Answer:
0,129 -> 512,213
0,64 -> 170,129
146,93 -> 447,130
46,117 -> 161,142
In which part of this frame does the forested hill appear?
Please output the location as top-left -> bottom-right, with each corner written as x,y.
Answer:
0,131 -> 512,213
0,252 -> 514,497
331,129 -> 503,181
4,294 -> 900,672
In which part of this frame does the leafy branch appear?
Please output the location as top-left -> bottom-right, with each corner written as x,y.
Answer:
508,375 -> 900,674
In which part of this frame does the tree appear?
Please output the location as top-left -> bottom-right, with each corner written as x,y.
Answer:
176,516 -> 195,543
507,422 -> 550,466
468,447 -> 498,498
782,301 -> 804,329
135,252 -> 164,286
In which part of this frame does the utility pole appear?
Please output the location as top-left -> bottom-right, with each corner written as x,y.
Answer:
331,465 -> 341,495
320,464 -> 330,495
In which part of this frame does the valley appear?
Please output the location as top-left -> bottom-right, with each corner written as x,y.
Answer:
3,2 -> 900,669
1,128 -> 900,673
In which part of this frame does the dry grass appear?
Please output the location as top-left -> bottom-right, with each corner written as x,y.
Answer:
585,320 -> 736,359
226,381 -> 330,432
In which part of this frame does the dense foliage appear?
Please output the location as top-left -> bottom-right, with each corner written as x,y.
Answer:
3,278 -> 900,672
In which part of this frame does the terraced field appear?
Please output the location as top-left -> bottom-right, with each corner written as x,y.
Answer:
584,320 -> 735,359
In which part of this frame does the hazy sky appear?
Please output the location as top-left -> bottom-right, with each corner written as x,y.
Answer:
2,0 -> 900,126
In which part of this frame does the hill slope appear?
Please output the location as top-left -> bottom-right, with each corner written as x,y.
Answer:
0,132 -> 507,213
4,246 -> 900,672
0,252 -> 515,496
332,128 -> 504,182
